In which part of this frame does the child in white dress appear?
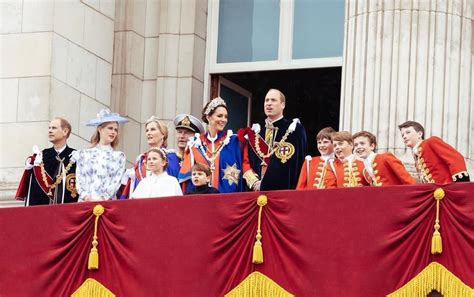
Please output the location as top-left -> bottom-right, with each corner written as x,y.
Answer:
132,147 -> 183,199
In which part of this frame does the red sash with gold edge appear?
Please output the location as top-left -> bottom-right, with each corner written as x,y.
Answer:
239,128 -> 271,167
32,162 -> 54,196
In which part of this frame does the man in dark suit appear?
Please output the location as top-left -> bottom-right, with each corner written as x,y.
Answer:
15,117 -> 77,205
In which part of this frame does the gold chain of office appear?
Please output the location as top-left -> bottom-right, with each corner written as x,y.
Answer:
199,141 -> 226,172
254,128 -> 292,159
40,161 -> 75,195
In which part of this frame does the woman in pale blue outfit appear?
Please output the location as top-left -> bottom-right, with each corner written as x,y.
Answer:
74,109 -> 129,202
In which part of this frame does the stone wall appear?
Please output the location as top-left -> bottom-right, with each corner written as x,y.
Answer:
0,0 -> 208,205
340,0 -> 474,174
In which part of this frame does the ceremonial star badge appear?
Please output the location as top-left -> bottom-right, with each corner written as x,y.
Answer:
222,163 -> 241,186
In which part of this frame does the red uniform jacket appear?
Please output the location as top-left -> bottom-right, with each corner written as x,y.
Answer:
296,156 -> 334,190
414,136 -> 469,184
362,153 -> 416,186
324,157 -> 370,188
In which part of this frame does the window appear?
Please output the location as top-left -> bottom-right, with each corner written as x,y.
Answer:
293,0 -> 344,59
207,0 -> 345,75
217,0 -> 280,63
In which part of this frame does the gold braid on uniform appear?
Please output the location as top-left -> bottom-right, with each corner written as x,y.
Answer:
40,160 -> 75,195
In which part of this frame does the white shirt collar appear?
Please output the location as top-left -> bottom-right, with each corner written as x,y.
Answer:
207,133 -> 218,142
320,153 -> 335,162
363,152 -> 376,177
412,140 -> 422,155
55,144 -> 67,154
339,154 -> 354,163
265,115 -> 284,127
96,144 -> 113,151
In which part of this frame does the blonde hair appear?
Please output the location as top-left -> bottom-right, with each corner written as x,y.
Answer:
332,131 -> 353,144
91,122 -> 120,149
145,116 -> 169,147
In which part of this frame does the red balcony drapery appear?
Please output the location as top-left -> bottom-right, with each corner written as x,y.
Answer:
1,183 -> 473,296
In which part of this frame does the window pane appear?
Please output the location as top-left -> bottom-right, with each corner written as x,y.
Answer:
217,0 -> 280,63
293,0 -> 344,59
219,84 -> 249,132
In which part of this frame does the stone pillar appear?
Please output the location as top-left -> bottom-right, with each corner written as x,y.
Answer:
113,0 -> 207,159
340,0 -> 473,173
0,0 -> 115,186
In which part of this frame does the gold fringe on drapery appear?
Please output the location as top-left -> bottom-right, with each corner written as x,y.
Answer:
71,278 -> 115,297
387,262 -> 474,297
224,271 -> 294,297
431,188 -> 445,254
252,195 -> 267,264
88,204 -> 105,270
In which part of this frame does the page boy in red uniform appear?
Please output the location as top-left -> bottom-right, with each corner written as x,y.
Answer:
398,121 -> 470,184
353,131 -> 416,186
324,131 -> 369,188
297,127 -> 336,189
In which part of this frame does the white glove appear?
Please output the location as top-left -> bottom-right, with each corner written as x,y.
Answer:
121,168 -> 135,185
252,180 -> 261,191
32,145 -> 42,166
24,158 -> 34,170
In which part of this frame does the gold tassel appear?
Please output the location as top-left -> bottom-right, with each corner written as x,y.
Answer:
224,271 -> 294,297
88,204 -> 105,270
71,278 -> 116,297
387,262 -> 474,297
252,195 -> 267,264
431,188 -> 445,254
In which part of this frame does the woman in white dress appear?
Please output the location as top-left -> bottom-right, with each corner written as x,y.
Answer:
132,147 -> 183,199
74,109 -> 129,202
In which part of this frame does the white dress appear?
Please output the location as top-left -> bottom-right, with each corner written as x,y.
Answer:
74,144 -> 126,201
132,171 -> 183,199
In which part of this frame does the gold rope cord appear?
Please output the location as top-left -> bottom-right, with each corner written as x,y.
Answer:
431,188 -> 444,254
252,195 -> 267,264
88,204 -> 105,270
224,271 -> 294,297
387,262 -> 474,297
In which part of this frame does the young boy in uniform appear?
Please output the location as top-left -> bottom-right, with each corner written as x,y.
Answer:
398,121 -> 470,184
297,127 -> 336,189
353,131 -> 416,186
325,131 -> 369,188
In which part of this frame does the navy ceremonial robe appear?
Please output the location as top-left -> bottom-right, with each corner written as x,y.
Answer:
240,117 -> 307,191
15,146 -> 77,205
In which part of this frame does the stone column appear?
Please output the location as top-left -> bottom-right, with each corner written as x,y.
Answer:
113,0 -> 207,159
340,0 -> 473,173
155,0 -> 208,148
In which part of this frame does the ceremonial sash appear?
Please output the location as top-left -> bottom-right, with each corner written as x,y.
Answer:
33,164 -> 53,196
241,128 -> 271,166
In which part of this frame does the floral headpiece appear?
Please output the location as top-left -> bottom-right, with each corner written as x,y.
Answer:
204,97 -> 227,116
148,147 -> 168,162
